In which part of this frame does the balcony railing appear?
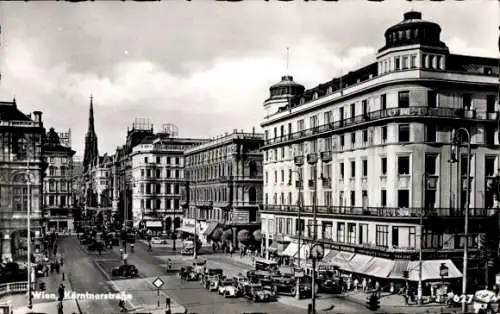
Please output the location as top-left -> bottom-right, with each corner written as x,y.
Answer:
262,205 -> 497,218
264,107 -> 498,147
0,281 -> 31,298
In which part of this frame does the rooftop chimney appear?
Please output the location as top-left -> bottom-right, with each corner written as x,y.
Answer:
252,126 -> 255,134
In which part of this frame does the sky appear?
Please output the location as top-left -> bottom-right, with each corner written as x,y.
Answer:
0,1 -> 498,157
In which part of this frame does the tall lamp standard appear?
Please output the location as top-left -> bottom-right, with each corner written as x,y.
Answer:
306,152 -> 320,314
193,176 -> 198,260
291,156 -> 304,300
26,159 -> 33,309
451,128 -> 472,314
123,178 -> 136,254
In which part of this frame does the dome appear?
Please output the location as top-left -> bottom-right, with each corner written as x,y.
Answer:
378,11 -> 447,53
46,127 -> 61,145
268,75 -> 305,99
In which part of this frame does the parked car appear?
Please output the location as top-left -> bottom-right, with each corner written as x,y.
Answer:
247,270 -> 273,284
317,271 -> 342,294
218,278 -> 239,298
177,266 -> 199,281
234,275 -> 251,294
151,237 -> 167,245
243,284 -> 275,302
111,264 -> 139,277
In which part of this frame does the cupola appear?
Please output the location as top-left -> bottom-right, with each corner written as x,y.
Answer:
268,75 -> 305,100
378,11 -> 447,54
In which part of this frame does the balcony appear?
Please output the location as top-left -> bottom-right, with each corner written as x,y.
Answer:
262,205 -> 498,218
264,107 -> 499,148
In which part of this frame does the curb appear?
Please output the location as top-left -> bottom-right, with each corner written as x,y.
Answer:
67,274 -> 83,314
93,259 -> 137,312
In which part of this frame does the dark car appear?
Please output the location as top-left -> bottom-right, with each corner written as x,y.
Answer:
247,270 -> 273,284
88,241 -> 105,251
243,284 -> 275,302
317,271 -> 342,294
202,269 -> 224,289
111,264 -> 138,277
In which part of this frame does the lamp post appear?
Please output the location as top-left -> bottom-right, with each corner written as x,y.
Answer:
417,172 -> 427,305
306,152 -> 319,314
452,128 -> 471,314
123,178 -> 136,254
26,159 -> 33,310
193,177 -> 198,260
291,157 -> 304,300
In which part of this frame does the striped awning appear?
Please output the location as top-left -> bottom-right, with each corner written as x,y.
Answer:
364,257 -> 395,278
349,254 -> 374,272
389,260 -> 410,279
330,251 -> 355,271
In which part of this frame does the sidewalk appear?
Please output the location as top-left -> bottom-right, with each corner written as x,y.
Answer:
13,299 -> 80,314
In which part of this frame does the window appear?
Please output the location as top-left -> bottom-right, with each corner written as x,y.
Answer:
376,225 -> 389,247
347,223 -> 356,244
340,162 -> 344,179
273,127 -> 277,139
310,115 -> 318,129
324,111 -> 331,124
428,91 -> 437,108
144,157 -> 148,163
324,191 -> 332,206
398,91 -> 410,108
486,130 -> 495,145
381,126 -> 387,142
288,123 -> 292,136
395,57 -> 401,70
398,190 -> 410,208
175,157 -> 180,165
381,157 -> 387,175
340,135 -> 345,147
156,169 -> 161,178
362,100 -> 368,115
398,124 -> 410,142
408,227 -> 416,248
485,156 -> 496,177
322,221 -> 332,239
281,170 -> 285,183
460,156 -> 468,176
363,130 -> 368,143
402,56 -> 408,69
487,95 -> 496,113
280,125 -> 284,137
297,119 -> 305,131
265,130 -> 269,140
350,103 -> 355,118
381,190 -> 387,207
156,156 -> 161,164
141,169 -> 145,177
337,222 -> 345,243
425,154 -> 437,175
274,171 -> 277,183
362,159 -> 368,177
392,227 -> 399,247
380,94 -> 387,110
350,191 -> 355,206
351,132 -> 356,144
410,55 -> 417,68
463,93 -> 472,110
350,161 -> 356,178
426,124 -> 436,142
398,156 -> 410,175
359,224 -> 368,244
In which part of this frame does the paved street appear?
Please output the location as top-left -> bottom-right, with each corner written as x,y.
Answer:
109,239 -> 370,314
58,236 -> 123,314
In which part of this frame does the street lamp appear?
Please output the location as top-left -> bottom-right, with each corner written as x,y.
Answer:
417,172 -> 430,305
26,161 -> 33,310
193,177 -> 198,260
123,178 -> 136,254
452,128 -> 472,314
291,156 -> 304,301
306,152 -> 319,314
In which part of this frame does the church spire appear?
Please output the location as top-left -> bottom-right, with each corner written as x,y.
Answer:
83,94 -> 99,172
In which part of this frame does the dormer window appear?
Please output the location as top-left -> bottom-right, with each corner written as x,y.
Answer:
313,92 -> 318,100
327,86 -> 333,94
300,97 -> 305,105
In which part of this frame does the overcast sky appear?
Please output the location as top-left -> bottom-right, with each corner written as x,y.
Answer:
0,1 -> 497,156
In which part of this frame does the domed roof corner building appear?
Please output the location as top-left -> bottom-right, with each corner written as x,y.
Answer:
260,11 -> 499,291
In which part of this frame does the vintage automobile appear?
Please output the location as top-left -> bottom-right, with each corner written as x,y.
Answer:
472,289 -> 500,314
269,275 -> 297,296
151,237 -> 167,245
254,258 -> 279,272
247,270 -> 273,284
317,270 -> 343,294
218,278 -> 239,297
177,265 -> 200,281
202,269 -> 224,290
243,284 -> 275,302
111,264 -> 138,277
234,275 -> 251,294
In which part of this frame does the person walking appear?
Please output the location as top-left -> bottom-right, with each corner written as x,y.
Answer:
362,278 -> 367,292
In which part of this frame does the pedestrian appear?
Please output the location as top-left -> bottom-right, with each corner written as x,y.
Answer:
98,247 -> 102,256
390,282 -> 395,294
353,278 -> 359,291
55,262 -> 60,274
57,301 -> 63,314
212,243 -> 216,253
230,248 -> 233,257
362,278 -> 367,292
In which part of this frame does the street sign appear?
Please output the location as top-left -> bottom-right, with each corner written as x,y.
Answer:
152,277 -> 164,289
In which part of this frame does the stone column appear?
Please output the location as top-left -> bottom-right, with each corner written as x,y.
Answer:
1,233 -> 12,262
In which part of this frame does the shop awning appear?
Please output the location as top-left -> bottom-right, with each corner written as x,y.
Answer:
407,259 -> 462,282
145,221 -> 162,228
323,249 -> 339,261
349,254 -> 374,272
178,226 -> 195,234
389,260 -> 410,279
329,251 -> 355,271
364,257 -> 395,278
203,223 -> 219,237
268,242 -> 279,252
282,243 -> 298,257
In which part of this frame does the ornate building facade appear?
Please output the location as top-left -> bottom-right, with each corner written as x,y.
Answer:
260,12 -> 499,288
129,128 -> 206,231
43,128 -> 76,233
182,130 -> 264,248
0,100 -> 45,261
